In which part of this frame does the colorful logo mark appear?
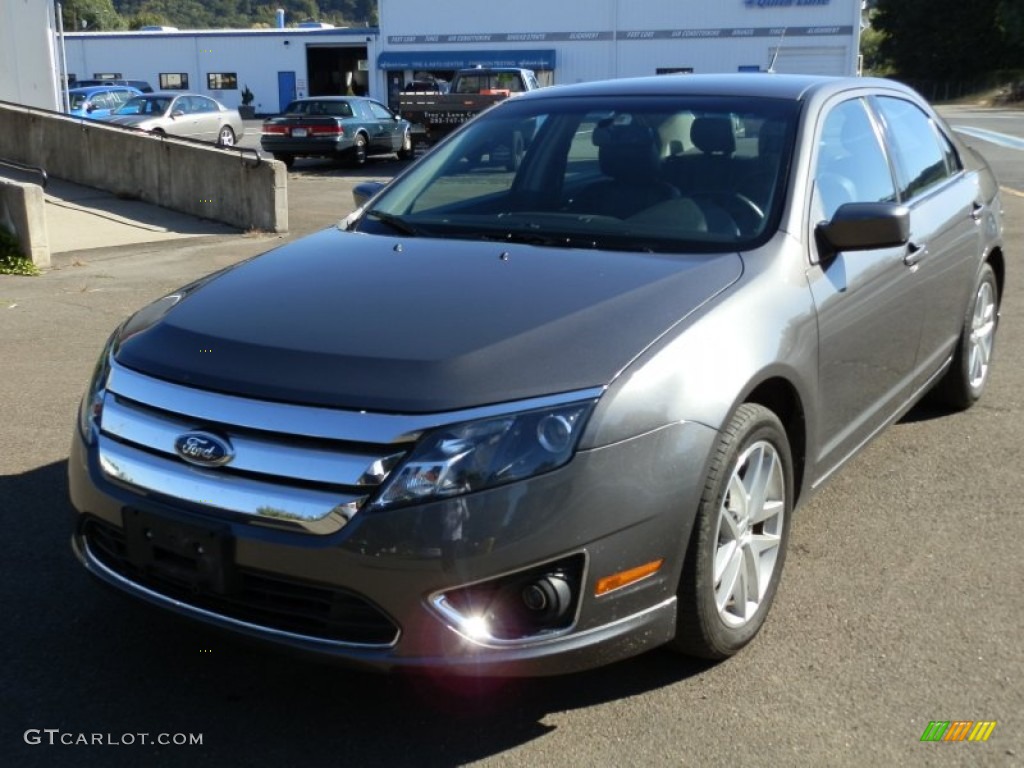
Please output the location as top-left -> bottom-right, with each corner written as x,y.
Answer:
920,721 -> 997,742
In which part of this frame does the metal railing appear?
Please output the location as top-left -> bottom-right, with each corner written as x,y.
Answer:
0,157 -> 48,188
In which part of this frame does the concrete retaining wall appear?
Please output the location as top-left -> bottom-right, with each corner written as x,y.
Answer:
0,102 -> 287,234
0,178 -> 49,268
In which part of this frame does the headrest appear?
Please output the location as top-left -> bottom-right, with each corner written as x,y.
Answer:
592,121 -> 661,182
690,116 -> 736,156
592,120 -> 657,149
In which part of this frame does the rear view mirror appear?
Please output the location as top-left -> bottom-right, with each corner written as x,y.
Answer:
816,202 -> 910,255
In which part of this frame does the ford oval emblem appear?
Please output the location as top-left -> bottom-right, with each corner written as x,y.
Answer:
174,431 -> 234,467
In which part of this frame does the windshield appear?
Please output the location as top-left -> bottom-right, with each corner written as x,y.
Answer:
355,94 -> 798,253
114,96 -> 170,116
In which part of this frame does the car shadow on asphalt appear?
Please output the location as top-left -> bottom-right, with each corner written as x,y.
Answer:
4,459 -> 712,768
897,396 -> 960,425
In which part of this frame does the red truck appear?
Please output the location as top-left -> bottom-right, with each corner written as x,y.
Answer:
399,67 -> 541,147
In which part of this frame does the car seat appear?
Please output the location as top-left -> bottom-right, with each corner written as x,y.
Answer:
567,120 -> 679,218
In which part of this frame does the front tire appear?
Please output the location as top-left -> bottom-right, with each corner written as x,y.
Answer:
397,128 -> 413,160
671,403 -> 793,659
216,126 -> 236,147
931,262 -> 999,410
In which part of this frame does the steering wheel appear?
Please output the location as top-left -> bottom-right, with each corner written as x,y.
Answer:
688,191 -> 765,237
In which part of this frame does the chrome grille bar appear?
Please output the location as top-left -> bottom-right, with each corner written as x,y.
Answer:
98,437 -> 361,533
101,394 -> 395,488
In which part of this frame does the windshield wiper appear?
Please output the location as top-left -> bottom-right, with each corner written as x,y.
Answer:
480,231 -> 600,249
363,210 -> 424,237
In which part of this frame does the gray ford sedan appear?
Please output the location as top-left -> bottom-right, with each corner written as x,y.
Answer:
69,74 -> 1004,675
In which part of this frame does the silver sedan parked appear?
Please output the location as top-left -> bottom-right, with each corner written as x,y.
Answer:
105,92 -> 245,146
70,74 -> 1004,675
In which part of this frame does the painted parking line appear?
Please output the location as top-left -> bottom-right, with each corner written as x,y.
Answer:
1002,186 -> 1024,199
952,125 -> 1024,151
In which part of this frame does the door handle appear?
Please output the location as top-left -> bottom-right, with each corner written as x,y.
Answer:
971,202 -> 984,222
904,241 -> 927,267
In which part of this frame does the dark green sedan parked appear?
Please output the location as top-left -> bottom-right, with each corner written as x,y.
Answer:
261,96 -> 414,168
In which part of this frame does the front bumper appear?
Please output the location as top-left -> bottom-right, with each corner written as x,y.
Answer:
69,417 -> 715,676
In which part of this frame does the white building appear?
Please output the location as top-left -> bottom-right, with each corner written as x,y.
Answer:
1,0 -> 63,111
378,0 -> 862,106
59,0 -> 861,115
63,26 -> 379,116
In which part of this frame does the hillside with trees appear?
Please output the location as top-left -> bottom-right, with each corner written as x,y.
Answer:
868,0 -> 1023,100
60,0 -> 377,31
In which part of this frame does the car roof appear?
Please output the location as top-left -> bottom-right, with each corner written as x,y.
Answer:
69,85 -> 140,96
290,96 -> 362,102
518,73 -> 919,104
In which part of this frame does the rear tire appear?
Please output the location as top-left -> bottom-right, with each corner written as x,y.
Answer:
671,403 -> 793,659
349,133 -> 368,167
930,262 -> 999,410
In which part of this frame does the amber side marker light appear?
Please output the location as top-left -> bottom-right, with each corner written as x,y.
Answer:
595,559 -> 664,596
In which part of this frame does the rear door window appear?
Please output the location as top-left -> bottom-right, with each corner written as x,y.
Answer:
873,97 -> 955,201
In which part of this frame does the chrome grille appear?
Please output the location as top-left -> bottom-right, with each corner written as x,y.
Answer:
98,362 -> 415,533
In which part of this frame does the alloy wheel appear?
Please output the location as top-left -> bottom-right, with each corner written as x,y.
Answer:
713,439 -> 786,629
968,280 -> 996,390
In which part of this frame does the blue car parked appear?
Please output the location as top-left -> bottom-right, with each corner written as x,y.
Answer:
68,85 -> 141,119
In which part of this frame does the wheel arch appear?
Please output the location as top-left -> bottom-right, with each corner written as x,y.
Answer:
986,246 -> 1005,304
743,377 -> 808,507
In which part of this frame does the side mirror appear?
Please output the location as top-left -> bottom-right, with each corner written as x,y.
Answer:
352,181 -> 386,208
816,202 -> 910,255
171,110 -> 185,119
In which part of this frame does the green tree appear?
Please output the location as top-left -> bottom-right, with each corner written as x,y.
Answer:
872,0 -> 1007,80
109,1 -> 378,29
997,0 -> 1024,66
62,0 -> 125,30
127,11 -> 171,29
859,22 -> 891,76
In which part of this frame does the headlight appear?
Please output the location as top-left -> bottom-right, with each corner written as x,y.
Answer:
77,329 -> 118,442
372,401 -> 596,510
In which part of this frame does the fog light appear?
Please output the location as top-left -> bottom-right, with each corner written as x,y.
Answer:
520,574 -> 572,621
431,554 -> 585,643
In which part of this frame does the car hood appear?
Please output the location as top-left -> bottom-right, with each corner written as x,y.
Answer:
114,228 -> 742,412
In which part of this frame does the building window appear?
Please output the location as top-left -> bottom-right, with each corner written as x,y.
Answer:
93,72 -> 122,79
207,72 -> 238,90
160,73 -> 189,90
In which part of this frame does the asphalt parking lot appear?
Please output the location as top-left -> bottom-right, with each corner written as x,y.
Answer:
1,143 -> 1022,766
